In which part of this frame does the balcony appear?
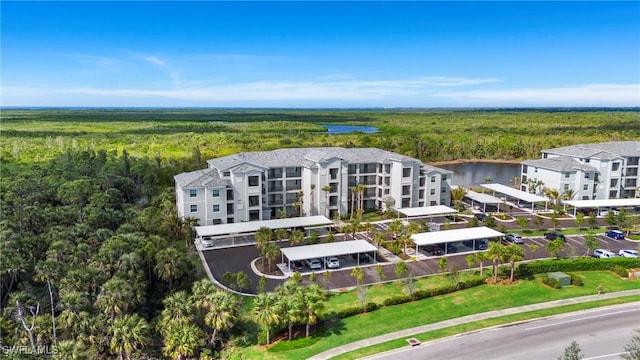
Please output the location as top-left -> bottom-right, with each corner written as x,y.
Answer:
268,168 -> 283,178
268,182 -> 284,192
285,167 -> 302,178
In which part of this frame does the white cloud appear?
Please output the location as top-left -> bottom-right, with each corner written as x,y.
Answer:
2,79 -> 638,107
433,84 -> 640,106
143,56 -> 166,68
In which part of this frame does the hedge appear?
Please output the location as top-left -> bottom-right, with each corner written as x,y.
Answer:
517,257 -> 640,277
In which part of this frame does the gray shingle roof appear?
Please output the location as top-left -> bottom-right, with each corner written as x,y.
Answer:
206,147 -> 433,170
523,156 -> 597,172
174,168 -> 229,188
542,141 -> 640,159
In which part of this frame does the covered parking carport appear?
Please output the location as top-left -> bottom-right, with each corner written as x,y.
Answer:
465,190 -> 503,213
395,205 -> 458,220
481,183 -> 549,212
562,199 -> 640,217
410,226 -> 505,255
280,240 -> 378,273
195,215 -> 334,248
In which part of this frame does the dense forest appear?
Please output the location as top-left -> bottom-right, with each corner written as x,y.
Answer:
1,109 -> 638,358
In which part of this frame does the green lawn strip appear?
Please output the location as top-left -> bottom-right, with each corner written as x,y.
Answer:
255,271 -> 637,359
332,295 -> 640,360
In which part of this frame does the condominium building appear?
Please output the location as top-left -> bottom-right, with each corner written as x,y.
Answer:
175,147 -> 452,225
520,141 -> 640,200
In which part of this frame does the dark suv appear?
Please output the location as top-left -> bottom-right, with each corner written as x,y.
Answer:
544,231 -> 566,241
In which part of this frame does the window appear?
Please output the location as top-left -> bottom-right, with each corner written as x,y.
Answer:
384,164 -> 391,173
564,173 -> 570,179
190,204 -> 197,213
402,168 -> 411,177
430,189 -> 435,195
402,185 -> 410,196
431,176 -> 436,183
249,196 -> 260,207
249,176 -> 259,186
213,204 -> 220,212
612,163 -> 620,171
189,189 -> 197,197
441,187 -> 446,193
564,184 -> 569,190
442,175 -> 447,181
223,171 -> 230,177
522,165 -> 528,173
534,168 -> 538,173
585,159 -> 590,163
584,173 -> 590,179
583,184 -> 588,191
212,189 -> 220,197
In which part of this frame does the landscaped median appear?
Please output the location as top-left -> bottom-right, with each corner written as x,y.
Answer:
229,266 -> 640,360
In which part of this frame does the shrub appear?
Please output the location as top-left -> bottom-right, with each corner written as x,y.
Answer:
517,258 -> 640,277
383,295 -> 412,307
612,265 -> 628,278
334,306 -> 365,319
542,275 -> 561,289
365,302 -> 379,312
567,273 -> 583,286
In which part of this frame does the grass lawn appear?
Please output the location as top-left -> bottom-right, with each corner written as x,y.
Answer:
226,271 -> 638,360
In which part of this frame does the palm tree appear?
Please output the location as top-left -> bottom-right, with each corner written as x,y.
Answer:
321,185 -> 332,218
203,291 -> 238,346
254,227 -> 273,250
373,232 -> 385,249
253,292 -> 280,345
450,186 -> 468,210
161,323 -> 205,360
535,179 -> 545,195
154,247 -> 183,292
157,291 -> 194,333
289,229 -> 304,246
350,187 -> 358,219
504,244 -> 525,282
34,259 -> 62,346
109,314 -> 150,360
95,277 -> 134,320
397,233 -> 412,255
274,228 -> 289,246
262,242 -> 280,272
387,219 -> 403,241
298,283 -> 324,338
356,183 -> 367,213
294,190 -> 304,217
276,280 -> 303,341
510,176 -> 521,189
486,241 -> 506,282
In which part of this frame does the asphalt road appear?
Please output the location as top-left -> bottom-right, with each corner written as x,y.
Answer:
367,303 -> 640,360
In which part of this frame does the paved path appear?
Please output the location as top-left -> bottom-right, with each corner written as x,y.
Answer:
308,289 -> 640,360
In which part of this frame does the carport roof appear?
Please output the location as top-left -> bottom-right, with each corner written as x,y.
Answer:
195,215 -> 334,237
411,226 -> 504,246
465,190 -> 503,204
481,183 -> 549,203
562,199 -> 640,208
280,240 -> 378,261
397,205 -> 458,217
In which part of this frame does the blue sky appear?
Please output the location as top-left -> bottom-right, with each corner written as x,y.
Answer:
2,1 -> 639,107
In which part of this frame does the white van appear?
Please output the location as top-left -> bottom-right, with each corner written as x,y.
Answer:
593,249 -> 617,259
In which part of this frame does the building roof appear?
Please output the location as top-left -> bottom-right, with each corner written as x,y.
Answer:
195,215 -> 334,237
411,226 -> 504,246
397,205 -> 458,217
280,239 -> 377,262
542,141 -> 640,159
481,183 -> 549,203
206,147 -> 447,171
522,156 -> 597,172
174,168 -> 228,188
562,199 -> 640,208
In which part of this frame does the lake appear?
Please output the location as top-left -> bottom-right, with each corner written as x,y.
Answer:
437,162 -> 521,188
320,124 -> 379,134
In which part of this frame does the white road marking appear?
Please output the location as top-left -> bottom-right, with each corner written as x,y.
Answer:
584,352 -> 623,360
525,309 -> 639,331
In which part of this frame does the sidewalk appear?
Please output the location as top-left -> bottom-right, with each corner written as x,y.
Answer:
308,289 -> 640,360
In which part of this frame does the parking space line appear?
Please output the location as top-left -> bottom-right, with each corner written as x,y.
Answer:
528,238 -> 545,247
567,237 -> 583,246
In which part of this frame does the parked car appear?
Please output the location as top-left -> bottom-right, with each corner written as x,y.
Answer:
505,233 -> 524,244
544,231 -> 566,241
605,229 -> 625,240
599,209 -> 619,217
618,249 -> 638,258
291,260 -> 305,271
475,241 -> 488,250
437,242 -> 457,253
475,213 -> 488,221
200,236 -> 215,248
305,258 -> 322,270
425,245 -> 444,256
351,253 -> 373,263
593,249 -> 617,259
325,256 -> 340,269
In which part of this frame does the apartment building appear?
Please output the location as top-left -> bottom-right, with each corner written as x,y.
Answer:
520,141 -> 640,200
175,147 -> 452,225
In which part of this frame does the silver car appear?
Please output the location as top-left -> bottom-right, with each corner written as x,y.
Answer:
505,233 -> 524,244
618,249 -> 638,258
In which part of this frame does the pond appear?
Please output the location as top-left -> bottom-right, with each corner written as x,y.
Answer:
437,162 -> 521,188
320,124 -> 379,134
